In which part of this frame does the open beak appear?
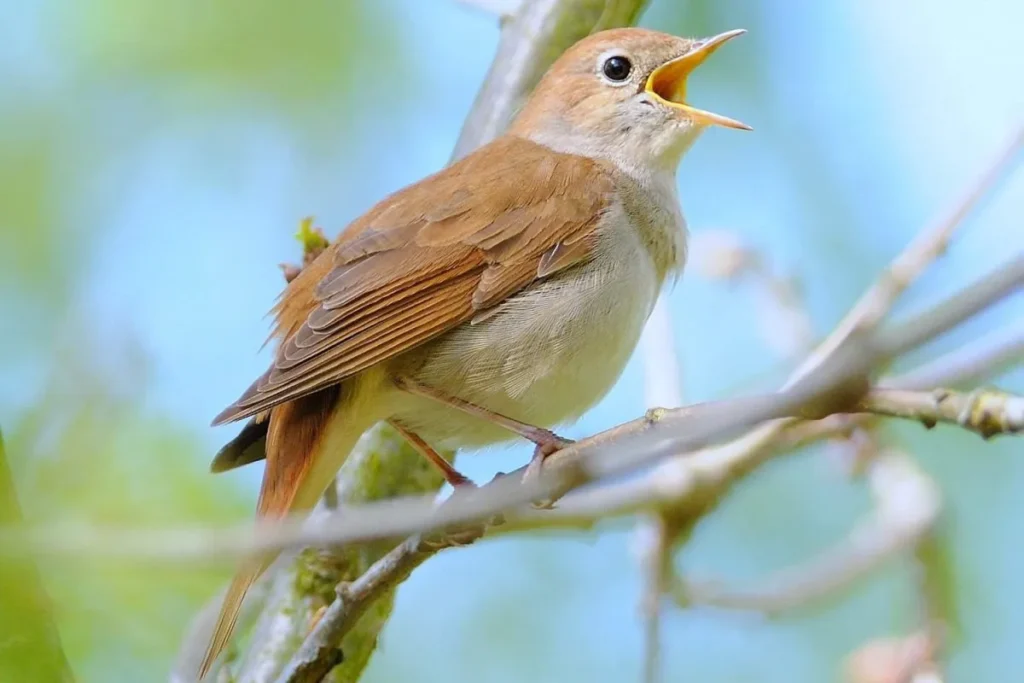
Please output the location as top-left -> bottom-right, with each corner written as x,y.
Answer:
645,29 -> 752,131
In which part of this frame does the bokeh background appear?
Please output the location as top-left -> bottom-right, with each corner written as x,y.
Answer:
1,0 -> 1022,681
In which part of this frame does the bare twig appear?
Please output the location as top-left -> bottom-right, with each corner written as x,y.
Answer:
858,387 -> 1023,438
231,428 -> 453,683
637,294 -> 684,682
497,330 -> 1023,535
690,228 -> 815,356
674,452 -> 941,615
875,254 -> 1021,360
843,631 -> 943,683
886,324 -> 1023,390
633,514 -> 673,683
5,253 -> 1022,566
645,128 -> 1024,557
640,295 -> 685,409
786,125 -> 1024,388
498,271 -> 1023,540
273,526 -> 487,683
6,379 -> 863,563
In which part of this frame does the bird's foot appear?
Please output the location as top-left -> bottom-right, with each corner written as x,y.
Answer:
523,433 -> 574,509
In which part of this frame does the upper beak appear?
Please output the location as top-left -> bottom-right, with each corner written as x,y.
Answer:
645,29 -> 752,131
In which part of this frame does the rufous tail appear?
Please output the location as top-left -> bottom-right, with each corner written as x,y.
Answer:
198,387 -> 345,679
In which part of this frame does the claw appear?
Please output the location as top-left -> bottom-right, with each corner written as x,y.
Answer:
523,436 -> 572,509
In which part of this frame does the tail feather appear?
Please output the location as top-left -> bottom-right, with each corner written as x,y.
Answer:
209,416 -> 268,473
198,386 -> 347,679
198,564 -> 261,677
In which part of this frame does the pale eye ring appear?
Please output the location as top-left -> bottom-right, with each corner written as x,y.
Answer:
601,54 -> 632,83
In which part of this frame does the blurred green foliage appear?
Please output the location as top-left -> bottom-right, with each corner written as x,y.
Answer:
1,0 -> 398,340
2,344 -> 250,679
0,110 -> 69,297
0,429 -> 75,683
0,1 -> 397,680
0,1 -> 1020,682
59,0 -> 395,111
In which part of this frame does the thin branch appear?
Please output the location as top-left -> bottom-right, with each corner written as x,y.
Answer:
674,451 -> 941,616
640,294 -> 685,409
874,254 -> 1021,361
231,428 -> 453,683
886,324 -> 1024,390
785,125 -> 1024,389
858,387 -> 1023,438
634,514 -> 672,683
637,268 -> 683,683
500,251 -> 1024,535
274,526 -> 487,683
689,229 -> 815,357
843,631 -> 943,683
500,334 -> 1023,535
644,127 -> 1024,564
5,254 -> 1022,565
5,385 -> 857,563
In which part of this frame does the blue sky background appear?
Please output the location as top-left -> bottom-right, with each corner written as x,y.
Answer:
0,0 -> 1021,681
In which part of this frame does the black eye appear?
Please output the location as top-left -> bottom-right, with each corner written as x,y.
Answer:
602,55 -> 632,82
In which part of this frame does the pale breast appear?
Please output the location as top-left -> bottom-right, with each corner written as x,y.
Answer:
389,198 -> 676,451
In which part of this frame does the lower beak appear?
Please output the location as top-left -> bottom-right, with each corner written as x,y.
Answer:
645,29 -> 752,131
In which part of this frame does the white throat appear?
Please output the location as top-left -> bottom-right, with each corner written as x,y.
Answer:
519,122 -> 701,185
518,127 -> 690,283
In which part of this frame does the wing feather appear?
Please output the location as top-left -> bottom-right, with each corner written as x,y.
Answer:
212,137 -> 615,425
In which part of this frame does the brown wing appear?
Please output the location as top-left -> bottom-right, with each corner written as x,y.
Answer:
212,137 -> 615,425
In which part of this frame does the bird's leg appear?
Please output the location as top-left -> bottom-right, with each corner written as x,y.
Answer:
387,418 -> 474,488
393,377 -> 574,469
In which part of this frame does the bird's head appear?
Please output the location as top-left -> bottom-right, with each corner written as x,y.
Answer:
511,27 -> 750,174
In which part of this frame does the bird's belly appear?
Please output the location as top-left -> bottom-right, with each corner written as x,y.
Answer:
390,242 -> 660,451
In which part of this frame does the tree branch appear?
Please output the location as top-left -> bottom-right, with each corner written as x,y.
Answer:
857,387 -> 1023,438
785,125 -> 1023,389
230,427 -> 452,683
272,525 -> 485,683
674,451 -> 941,616
886,324 -> 1023,391
7,250 -> 1021,566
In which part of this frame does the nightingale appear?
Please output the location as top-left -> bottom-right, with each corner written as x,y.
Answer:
198,26 -> 749,677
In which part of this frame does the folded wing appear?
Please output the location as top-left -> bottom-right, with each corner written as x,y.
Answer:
213,137 -> 615,425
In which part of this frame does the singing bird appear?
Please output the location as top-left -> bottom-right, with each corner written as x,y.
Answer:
199,26 -> 750,677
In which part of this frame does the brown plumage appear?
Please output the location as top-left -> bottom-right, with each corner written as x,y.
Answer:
199,26 -> 749,678
199,138 -> 613,677
212,137 -> 611,427
204,390 -> 339,674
